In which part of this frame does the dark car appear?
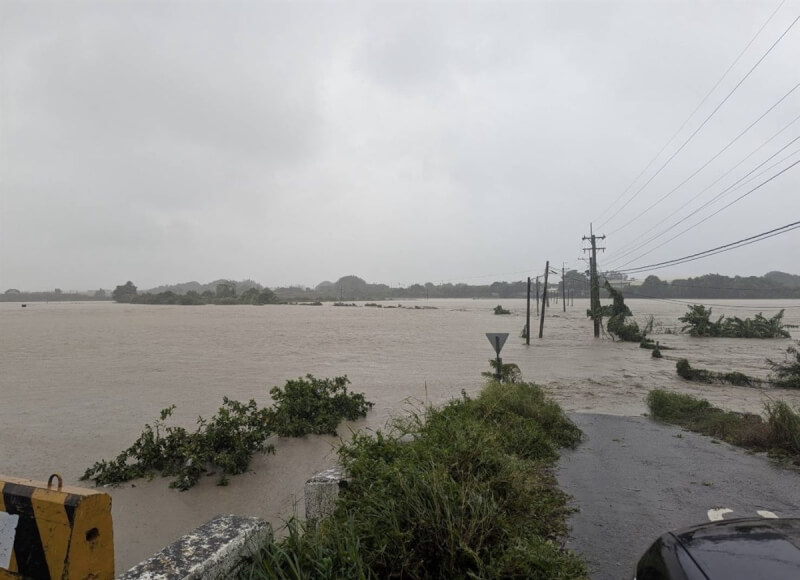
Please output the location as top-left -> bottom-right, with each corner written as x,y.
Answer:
635,518 -> 800,579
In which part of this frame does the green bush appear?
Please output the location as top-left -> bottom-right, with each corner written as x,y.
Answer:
481,359 -> 522,383
602,282 -> 650,342
82,375 -> 375,490
646,390 -> 792,454
269,375 -> 374,437
494,305 -> 511,315
767,343 -> 800,388
242,382 -> 586,579
675,359 -> 756,386
81,399 -> 274,490
679,305 -> 790,338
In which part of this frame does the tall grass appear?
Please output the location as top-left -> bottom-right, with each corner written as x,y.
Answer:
647,389 -> 800,459
242,381 -> 586,579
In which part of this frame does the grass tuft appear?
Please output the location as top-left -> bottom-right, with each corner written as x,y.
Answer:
242,381 -> 586,579
647,389 -> 800,460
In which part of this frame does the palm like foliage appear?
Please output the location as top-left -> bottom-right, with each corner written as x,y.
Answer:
680,305 -> 790,339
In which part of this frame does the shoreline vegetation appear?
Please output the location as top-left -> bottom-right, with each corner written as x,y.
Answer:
241,380 -> 587,579
647,390 -> 800,465
4,271 -> 800,303
81,375 -> 373,491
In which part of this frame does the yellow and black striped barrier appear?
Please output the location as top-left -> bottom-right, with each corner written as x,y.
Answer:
0,473 -> 113,580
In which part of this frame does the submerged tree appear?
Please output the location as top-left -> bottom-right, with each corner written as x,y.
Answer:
603,281 -> 648,342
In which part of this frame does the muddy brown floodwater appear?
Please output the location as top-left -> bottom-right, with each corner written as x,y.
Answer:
1,298 -> 798,571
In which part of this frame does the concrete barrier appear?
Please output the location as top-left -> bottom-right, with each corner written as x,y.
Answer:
304,465 -> 349,522
1,473 -> 114,580
118,515 -> 269,580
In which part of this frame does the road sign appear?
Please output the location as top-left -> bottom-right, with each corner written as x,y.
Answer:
485,333 -> 509,355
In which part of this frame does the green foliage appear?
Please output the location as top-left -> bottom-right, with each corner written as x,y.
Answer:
82,375 -> 375,489
652,342 -> 663,358
765,401 -> 800,455
493,305 -> 511,315
81,399 -> 275,490
679,305 -> 790,338
118,283 -> 283,306
269,375 -> 374,437
767,343 -> 800,388
481,359 -> 522,383
647,390 -> 800,460
243,381 -> 586,579
112,281 -> 138,303
243,517 -> 372,580
675,359 -> 756,386
602,281 -> 648,342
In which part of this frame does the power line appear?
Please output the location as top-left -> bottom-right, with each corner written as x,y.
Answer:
598,13 -> 800,231
592,0 -> 788,226
616,220 -> 800,274
608,80 -> 800,236
611,158 -> 800,270
619,294 -> 800,310
606,112 -> 800,264
606,136 -> 800,267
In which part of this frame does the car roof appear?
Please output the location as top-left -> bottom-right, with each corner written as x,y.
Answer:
671,518 -> 800,579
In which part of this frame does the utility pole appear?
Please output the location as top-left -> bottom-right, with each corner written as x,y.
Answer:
583,225 -> 606,338
525,277 -> 531,345
535,276 -> 540,316
539,261 -> 549,339
562,263 -> 566,312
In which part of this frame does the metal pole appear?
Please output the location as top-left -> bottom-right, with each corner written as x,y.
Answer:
495,336 -> 502,381
526,276 -> 531,345
539,261 -> 549,339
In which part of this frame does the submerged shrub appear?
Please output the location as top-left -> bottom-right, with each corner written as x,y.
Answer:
82,375 -> 375,490
481,359 -> 522,383
675,358 -> 756,386
767,343 -> 800,389
679,305 -> 790,338
269,375 -> 374,437
603,282 -> 650,342
82,398 -> 274,490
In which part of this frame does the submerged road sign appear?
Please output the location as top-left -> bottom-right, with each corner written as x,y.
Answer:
485,333 -> 509,355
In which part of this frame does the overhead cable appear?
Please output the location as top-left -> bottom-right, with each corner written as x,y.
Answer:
607,112 -> 800,262
592,0 -> 788,226
608,80 -> 800,235
598,13 -> 800,231
615,219 -> 800,274
607,136 -> 800,267
612,157 -> 800,269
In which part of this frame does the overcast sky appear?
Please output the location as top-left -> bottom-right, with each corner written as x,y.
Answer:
2,1 -> 798,291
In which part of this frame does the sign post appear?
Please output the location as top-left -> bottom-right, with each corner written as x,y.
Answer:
485,333 -> 509,382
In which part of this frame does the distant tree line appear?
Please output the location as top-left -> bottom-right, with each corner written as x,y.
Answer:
1,288 -> 110,302
616,272 -> 800,300
111,281 -> 280,305
9,270 -> 798,305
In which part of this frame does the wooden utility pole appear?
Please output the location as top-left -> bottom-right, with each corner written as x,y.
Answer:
535,276 -> 540,315
583,225 -> 606,338
525,277 -> 531,345
539,261 -> 549,338
562,263 -> 566,312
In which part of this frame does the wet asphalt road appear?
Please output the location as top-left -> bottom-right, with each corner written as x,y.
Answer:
556,413 -> 800,580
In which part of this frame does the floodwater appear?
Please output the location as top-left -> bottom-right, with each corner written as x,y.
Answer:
1,298 -> 799,571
